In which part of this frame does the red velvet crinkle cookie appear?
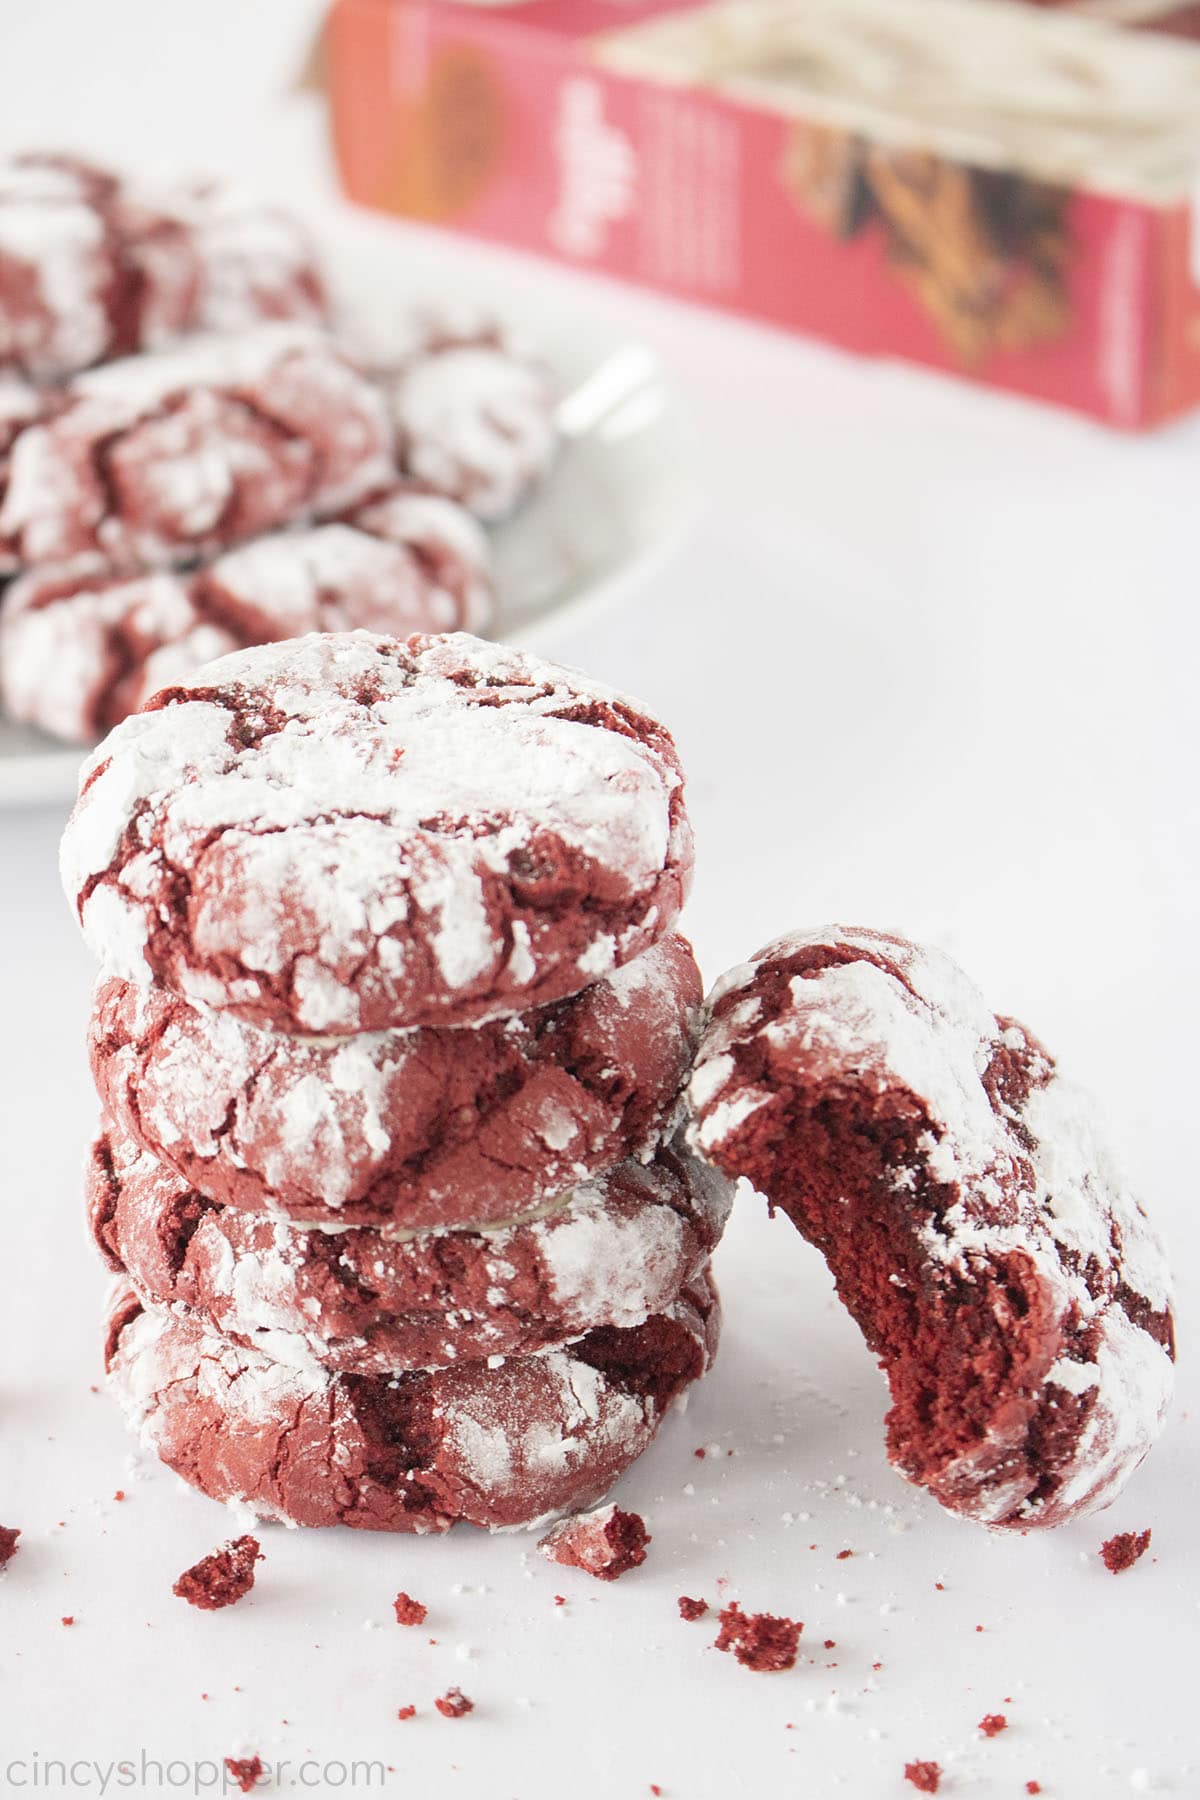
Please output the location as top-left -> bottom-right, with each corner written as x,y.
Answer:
114,179 -> 327,343
62,631 -> 693,1034
90,934 -> 700,1229
687,926 -> 1175,1530
383,312 -> 558,521
88,1124 -> 731,1373
0,487 -> 492,743
104,1268 -> 720,1531
0,323 -> 393,570
0,153 -> 326,383
0,155 -> 133,382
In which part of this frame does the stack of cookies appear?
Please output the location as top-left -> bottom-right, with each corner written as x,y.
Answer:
62,630 -> 730,1533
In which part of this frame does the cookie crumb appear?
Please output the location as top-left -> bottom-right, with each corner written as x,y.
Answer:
979,1714 -> 1007,1737
1099,1529 -> 1151,1574
0,1527 -> 20,1569
904,1763 -> 941,1794
224,1756 -> 263,1794
397,1705 -> 416,1721
677,1596 -> 708,1622
393,1592 -> 428,1627
539,1505 -> 650,1581
173,1536 -> 262,1611
435,1688 -> 474,1719
714,1602 -> 802,1673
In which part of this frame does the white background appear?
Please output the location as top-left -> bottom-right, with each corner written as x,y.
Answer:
0,4 -> 1197,1797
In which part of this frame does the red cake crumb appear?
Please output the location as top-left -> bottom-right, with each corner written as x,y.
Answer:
1026,1784 -> 1041,1795
224,1756 -> 263,1794
836,1549 -> 854,1560
650,1787 -> 663,1796
678,1596 -> 708,1622
979,1714 -> 1007,1737
553,1595 -> 566,1607
113,1490 -> 125,1502
435,1688 -> 474,1719
904,1763 -> 941,1793
173,1536 -> 262,1610
393,1591 -> 428,1626
694,1447 -> 706,1459
0,1527 -> 20,1568
714,1602 -> 802,1673
538,1505 -> 650,1582
397,1705 -> 416,1721
1100,1529 -> 1151,1573
61,1616 -> 75,1627
824,1639 -> 836,1650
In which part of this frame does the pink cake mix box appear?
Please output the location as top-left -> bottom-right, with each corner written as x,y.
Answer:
326,0 -> 1200,427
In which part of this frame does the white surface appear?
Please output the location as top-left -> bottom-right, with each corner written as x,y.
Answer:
0,235 -> 695,804
0,5 -> 1196,1798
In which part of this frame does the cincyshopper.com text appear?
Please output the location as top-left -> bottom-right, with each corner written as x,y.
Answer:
3,1755 -> 389,1795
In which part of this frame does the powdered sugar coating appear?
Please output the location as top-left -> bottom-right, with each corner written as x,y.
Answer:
688,925 -> 1175,1530
89,1123 -> 731,1373
105,1271 -> 720,1531
0,324 -> 393,570
62,631 -> 693,1033
91,934 -> 701,1228
1,487 -> 492,743
384,316 -> 558,521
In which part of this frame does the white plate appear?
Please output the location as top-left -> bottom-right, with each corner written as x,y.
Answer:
0,216 -> 697,806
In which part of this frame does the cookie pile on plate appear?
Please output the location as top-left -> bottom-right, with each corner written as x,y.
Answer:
0,152 -> 560,744
63,630 -> 730,1533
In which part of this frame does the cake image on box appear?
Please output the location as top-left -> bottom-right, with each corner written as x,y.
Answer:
782,133 -> 1072,366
